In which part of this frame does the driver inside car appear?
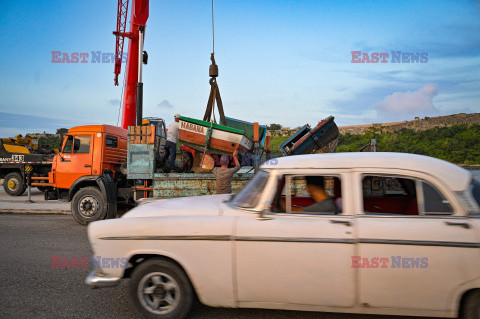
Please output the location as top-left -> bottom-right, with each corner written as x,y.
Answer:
281,176 -> 338,214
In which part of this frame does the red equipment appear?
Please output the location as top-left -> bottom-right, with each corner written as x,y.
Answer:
113,0 -> 149,129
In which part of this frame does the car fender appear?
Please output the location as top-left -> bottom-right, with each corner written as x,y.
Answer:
446,275 -> 480,316
88,215 -> 236,307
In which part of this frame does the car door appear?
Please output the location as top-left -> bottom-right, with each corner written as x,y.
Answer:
354,168 -> 480,312
234,169 -> 356,308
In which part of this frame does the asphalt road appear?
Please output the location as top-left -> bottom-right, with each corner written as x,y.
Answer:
0,214 -> 432,319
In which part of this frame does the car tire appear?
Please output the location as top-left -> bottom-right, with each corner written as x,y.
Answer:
71,187 -> 107,225
462,290 -> 480,319
3,172 -> 26,196
129,258 -> 194,319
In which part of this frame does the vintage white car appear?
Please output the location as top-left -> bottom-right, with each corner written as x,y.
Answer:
86,152 -> 480,319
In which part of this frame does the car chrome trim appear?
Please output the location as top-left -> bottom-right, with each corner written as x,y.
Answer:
235,237 -> 355,244
99,235 -> 354,244
98,235 -> 478,247
358,238 -> 480,248
85,270 -> 121,287
99,235 -> 232,241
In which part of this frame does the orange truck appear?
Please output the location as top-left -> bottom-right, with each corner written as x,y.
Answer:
38,125 -> 129,224
38,119 -> 173,225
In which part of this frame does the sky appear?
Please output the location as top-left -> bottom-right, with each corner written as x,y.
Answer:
0,0 -> 479,136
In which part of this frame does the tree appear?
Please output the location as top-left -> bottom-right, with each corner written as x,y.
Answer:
268,123 -> 282,130
56,128 -> 68,134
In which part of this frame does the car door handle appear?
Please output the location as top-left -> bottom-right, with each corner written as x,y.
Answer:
330,220 -> 352,227
445,221 -> 471,229
84,164 -> 92,168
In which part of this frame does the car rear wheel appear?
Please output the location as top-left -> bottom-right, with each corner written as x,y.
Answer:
129,258 -> 193,319
3,172 -> 26,196
462,290 -> 480,319
71,187 -> 107,225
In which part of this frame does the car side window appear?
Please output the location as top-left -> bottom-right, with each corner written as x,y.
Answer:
422,181 -> 452,214
472,179 -> 480,208
271,175 -> 342,215
362,175 -> 452,215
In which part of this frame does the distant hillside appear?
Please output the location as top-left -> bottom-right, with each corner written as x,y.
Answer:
339,113 -> 480,135
338,124 -> 480,165
269,114 -> 480,164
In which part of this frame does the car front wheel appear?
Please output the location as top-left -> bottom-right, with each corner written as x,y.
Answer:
129,258 -> 194,319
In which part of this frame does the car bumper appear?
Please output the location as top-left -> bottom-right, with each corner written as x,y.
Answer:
85,270 -> 121,288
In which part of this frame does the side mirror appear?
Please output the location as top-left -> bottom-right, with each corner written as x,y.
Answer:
74,139 -> 81,151
257,208 -> 272,221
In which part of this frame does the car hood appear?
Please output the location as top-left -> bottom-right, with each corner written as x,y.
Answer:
122,194 -> 232,218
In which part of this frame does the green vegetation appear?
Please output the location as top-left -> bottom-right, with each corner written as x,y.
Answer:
38,136 -> 61,149
268,123 -> 283,130
337,124 -> 480,165
270,135 -> 289,155
268,124 -> 480,164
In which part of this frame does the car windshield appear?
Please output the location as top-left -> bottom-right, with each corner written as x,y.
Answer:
231,170 -> 270,209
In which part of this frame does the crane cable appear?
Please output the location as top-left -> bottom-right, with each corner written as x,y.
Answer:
211,0 -> 215,55
203,0 -> 226,125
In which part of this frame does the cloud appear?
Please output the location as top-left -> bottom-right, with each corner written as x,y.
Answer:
374,84 -> 440,119
109,98 -> 120,106
157,100 -> 173,109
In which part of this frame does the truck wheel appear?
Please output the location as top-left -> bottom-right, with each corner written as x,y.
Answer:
37,186 -> 47,192
462,290 -> 480,319
3,172 -> 26,196
71,187 -> 107,225
129,259 -> 194,319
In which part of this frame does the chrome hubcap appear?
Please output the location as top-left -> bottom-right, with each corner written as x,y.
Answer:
78,196 -> 98,217
138,272 -> 180,315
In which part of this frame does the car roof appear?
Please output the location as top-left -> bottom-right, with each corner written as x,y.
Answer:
261,152 -> 471,191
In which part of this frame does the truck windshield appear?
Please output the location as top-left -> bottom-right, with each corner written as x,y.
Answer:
63,136 -> 73,153
231,170 -> 270,209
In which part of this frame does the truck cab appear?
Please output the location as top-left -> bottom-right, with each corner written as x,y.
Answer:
47,125 -> 128,224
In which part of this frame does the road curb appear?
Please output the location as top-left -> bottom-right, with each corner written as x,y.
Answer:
0,209 -> 70,215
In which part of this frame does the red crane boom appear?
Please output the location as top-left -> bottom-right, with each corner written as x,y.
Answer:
113,0 -> 149,129
113,0 -> 129,86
